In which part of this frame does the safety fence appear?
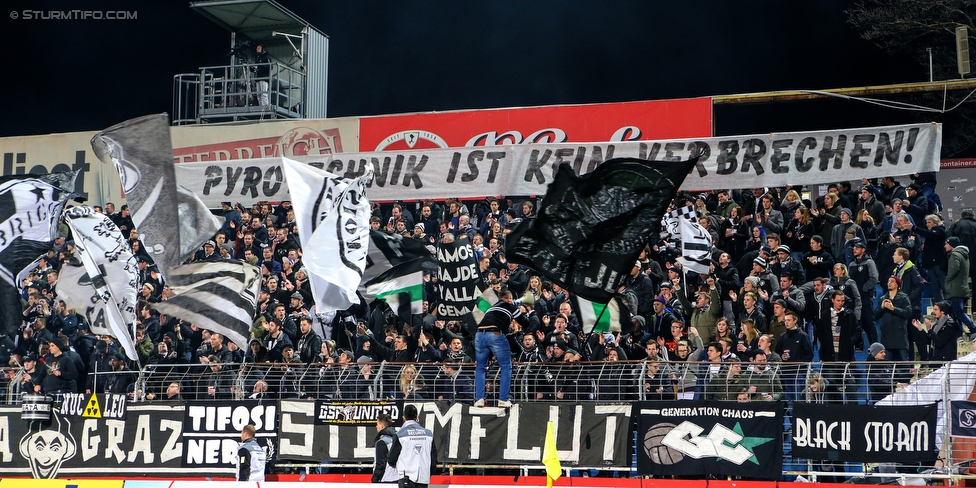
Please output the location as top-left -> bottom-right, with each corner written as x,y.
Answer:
2,357 -> 976,482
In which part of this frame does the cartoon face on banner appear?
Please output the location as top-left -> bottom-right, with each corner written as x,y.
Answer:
19,414 -> 77,479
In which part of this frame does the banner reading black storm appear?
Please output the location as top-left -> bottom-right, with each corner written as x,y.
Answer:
278,400 -> 632,466
0,404 -> 201,479
635,401 -> 783,479
792,402 -> 937,463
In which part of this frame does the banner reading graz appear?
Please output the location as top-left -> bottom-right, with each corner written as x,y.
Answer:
278,400 -> 632,466
792,402 -> 938,463
0,404 -> 207,479
173,123 -> 941,204
635,401 -> 783,480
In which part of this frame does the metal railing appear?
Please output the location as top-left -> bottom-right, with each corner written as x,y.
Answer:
172,61 -> 304,125
5,358 -> 975,481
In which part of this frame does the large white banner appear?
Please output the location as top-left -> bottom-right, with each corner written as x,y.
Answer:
175,123 -> 941,204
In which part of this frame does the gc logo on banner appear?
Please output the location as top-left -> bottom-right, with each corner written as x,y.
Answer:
951,401 -> 976,437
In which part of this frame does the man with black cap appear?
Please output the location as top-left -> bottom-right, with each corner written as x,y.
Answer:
945,236 -> 976,335
771,245 -> 803,284
41,337 -> 78,395
86,339 -> 114,394
105,352 -> 136,395
849,239 -> 880,345
287,291 -> 306,316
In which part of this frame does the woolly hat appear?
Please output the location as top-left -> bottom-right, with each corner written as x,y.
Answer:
868,342 -> 886,357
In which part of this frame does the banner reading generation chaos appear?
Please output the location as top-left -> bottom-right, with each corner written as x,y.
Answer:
792,402 -> 938,463
173,123 -> 941,204
635,401 -> 784,480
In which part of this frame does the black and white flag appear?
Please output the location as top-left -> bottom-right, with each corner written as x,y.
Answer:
282,158 -> 373,312
0,172 -> 77,335
152,260 -> 261,350
363,230 -> 435,286
665,205 -> 712,275
56,258 -> 113,337
505,157 -> 697,303
63,206 -> 140,363
92,114 -> 221,281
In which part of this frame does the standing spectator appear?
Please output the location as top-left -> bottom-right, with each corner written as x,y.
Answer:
914,302 -> 958,362
948,209 -> 976,286
849,240 -> 879,345
754,193 -> 784,234
909,215 -> 947,301
776,311 -> 813,400
41,338 -> 78,395
474,289 -> 528,408
945,236 -> 976,336
874,276 -> 912,364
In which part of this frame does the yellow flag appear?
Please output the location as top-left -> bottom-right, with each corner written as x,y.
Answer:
542,421 -> 561,488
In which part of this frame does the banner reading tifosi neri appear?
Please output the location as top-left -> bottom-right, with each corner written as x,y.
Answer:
174,123 -> 941,204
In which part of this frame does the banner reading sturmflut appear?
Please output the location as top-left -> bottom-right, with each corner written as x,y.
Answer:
792,402 -> 937,463
635,401 -> 783,479
278,401 -> 632,466
175,123 -> 942,203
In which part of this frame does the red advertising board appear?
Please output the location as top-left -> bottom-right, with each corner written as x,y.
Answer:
359,98 -> 713,151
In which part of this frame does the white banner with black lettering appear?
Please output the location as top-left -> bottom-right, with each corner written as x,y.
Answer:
175,123 -> 941,204
277,400 -> 632,466
791,402 -> 937,463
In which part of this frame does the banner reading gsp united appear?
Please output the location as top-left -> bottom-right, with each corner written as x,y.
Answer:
174,123 -> 941,205
635,401 -> 783,480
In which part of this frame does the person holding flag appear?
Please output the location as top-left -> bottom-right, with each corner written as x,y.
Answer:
473,288 -> 529,408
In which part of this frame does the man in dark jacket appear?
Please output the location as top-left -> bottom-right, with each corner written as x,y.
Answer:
815,290 -> 858,363
373,413 -> 400,483
888,247 -> 926,359
849,240 -> 880,345
41,337 -> 78,395
948,209 -> 976,285
911,215 -> 948,302
945,236 -> 976,335
874,276 -> 912,364
914,302 -> 958,362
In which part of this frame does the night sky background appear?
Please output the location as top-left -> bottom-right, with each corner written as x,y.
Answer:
2,0 -> 965,153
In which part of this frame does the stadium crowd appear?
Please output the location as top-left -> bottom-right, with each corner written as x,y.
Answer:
2,172 -> 975,406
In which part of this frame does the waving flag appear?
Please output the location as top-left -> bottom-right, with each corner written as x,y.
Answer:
92,114 -> 221,280
364,258 -> 427,325
282,158 -> 373,312
0,172 -> 77,335
665,205 -> 713,274
152,260 -> 261,350
63,206 -> 140,363
505,157 -> 697,303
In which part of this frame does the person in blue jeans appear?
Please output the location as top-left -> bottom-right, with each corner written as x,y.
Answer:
474,289 -> 529,407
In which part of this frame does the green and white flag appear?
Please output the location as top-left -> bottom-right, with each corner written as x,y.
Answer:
365,258 -> 426,321
471,287 -> 499,324
576,296 -> 621,333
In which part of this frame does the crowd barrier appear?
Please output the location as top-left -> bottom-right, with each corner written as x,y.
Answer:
1,357 -> 975,482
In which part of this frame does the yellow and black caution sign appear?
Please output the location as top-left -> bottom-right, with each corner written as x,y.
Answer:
82,393 -> 102,418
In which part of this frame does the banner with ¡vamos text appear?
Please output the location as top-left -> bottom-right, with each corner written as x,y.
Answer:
174,123 -> 941,204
